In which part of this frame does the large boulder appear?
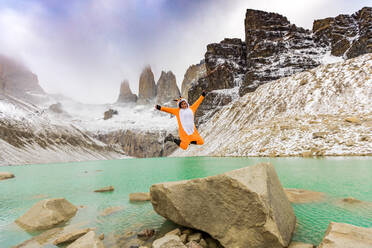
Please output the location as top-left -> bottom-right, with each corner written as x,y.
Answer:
15,198 -> 78,231
318,222 -> 372,248
156,71 -> 180,105
138,66 -> 156,104
150,163 -> 296,248
67,230 -> 105,248
117,80 -> 137,103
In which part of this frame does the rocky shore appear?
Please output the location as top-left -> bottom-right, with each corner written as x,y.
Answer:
10,163 -> 372,248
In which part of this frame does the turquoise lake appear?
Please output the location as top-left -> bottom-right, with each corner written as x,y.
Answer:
1,156 -> 372,247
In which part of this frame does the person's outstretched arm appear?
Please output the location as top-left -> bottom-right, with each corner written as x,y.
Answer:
155,105 -> 177,115
191,91 -> 206,112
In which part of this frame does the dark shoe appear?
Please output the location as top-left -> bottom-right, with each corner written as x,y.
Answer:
164,133 -> 175,143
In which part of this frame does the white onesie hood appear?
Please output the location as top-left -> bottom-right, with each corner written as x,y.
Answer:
178,99 -> 195,135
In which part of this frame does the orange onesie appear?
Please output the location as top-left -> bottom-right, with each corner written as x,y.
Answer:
160,95 -> 204,150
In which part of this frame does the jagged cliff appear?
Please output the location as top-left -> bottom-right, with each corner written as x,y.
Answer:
188,7 -> 372,124
0,55 -> 45,102
174,54 -> 372,157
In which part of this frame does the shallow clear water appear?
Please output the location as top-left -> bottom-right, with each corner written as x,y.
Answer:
1,156 -> 371,247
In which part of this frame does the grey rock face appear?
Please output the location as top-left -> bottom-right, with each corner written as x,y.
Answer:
95,129 -> 177,158
150,163 -> 296,248
117,80 -> 137,103
156,71 -> 180,105
138,66 -> 156,104
313,7 -> 372,59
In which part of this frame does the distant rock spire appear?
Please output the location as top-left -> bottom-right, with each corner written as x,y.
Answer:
117,80 -> 137,103
156,71 -> 180,105
137,65 -> 156,104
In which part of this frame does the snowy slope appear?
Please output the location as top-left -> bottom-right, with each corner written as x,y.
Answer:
173,54 -> 372,157
0,94 -> 127,166
40,97 -> 177,134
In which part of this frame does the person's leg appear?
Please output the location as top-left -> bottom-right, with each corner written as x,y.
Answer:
179,140 -> 189,150
174,139 -> 181,146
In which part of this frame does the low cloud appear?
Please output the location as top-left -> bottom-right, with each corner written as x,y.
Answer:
0,0 -> 367,103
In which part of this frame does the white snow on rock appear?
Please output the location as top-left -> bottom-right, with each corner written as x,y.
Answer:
173,53 -> 372,157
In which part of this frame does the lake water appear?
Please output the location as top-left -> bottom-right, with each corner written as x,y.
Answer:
1,157 -> 372,247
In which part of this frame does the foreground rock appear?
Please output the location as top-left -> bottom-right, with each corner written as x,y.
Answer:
130,192 -> 151,202
285,188 -> 326,203
53,228 -> 92,245
15,198 -> 77,231
0,172 -> 15,180
94,186 -> 114,192
318,222 -> 372,248
289,242 -> 314,248
67,230 -> 105,248
150,163 -> 296,248
152,234 -> 186,248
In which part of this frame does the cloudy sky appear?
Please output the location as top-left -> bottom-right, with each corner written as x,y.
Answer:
0,0 -> 369,103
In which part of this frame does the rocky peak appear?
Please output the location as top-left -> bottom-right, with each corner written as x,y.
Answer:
241,9 -> 323,96
181,62 -> 206,100
0,55 -> 45,100
313,7 -> 372,59
156,71 -> 180,105
137,66 -> 156,104
117,80 -> 137,103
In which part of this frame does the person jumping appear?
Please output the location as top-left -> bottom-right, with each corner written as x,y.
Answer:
155,91 -> 206,150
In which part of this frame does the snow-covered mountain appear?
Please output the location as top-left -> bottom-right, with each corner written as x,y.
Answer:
0,91 -> 180,165
173,54 -> 372,157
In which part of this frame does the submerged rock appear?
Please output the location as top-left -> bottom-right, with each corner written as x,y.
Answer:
53,228 -> 92,245
284,188 -> 326,203
318,222 -> 372,248
100,206 -> 123,216
66,230 -> 105,248
0,171 -> 14,180
94,186 -> 114,192
130,192 -> 151,202
15,198 -> 77,231
150,163 -> 296,248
